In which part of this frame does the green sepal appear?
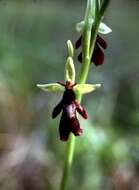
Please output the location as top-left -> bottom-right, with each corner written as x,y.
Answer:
37,83 -> 65,92
67,40 -> 74,58
76,19 -> 112,34
73,84 -> 101,94
65,57 -> 75,83
98,22 -> 112,34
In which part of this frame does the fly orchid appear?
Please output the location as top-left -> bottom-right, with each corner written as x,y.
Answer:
37,40 -> 101,141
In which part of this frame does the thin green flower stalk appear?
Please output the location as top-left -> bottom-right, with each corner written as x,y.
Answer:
60,0 -> 111,190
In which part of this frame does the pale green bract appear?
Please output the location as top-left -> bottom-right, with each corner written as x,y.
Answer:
65,57 -> 75,83
37,83 -> 65,92
76,19 -> 112,34
73,84 -> 101,94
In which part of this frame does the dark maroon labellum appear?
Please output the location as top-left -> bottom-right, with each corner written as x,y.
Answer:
75,35 -> 107,66
52,81 -> 88,141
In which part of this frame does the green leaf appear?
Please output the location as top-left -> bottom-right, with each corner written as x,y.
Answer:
74,84 -> 101,94
37,83 -> 64,92
65,57 -> 75,83
98,22 -> 112,34
67,40 -> 74,57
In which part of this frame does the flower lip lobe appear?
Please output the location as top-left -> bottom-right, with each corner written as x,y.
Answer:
59,103 -> 83,141
75,101 -> 88,119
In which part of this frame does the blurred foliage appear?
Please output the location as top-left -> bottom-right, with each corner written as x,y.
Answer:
0,0 -> 139,190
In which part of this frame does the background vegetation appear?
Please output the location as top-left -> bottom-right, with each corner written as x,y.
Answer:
0,0 -> 139,189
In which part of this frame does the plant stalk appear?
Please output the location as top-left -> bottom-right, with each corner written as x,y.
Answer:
59,1 -> 111,190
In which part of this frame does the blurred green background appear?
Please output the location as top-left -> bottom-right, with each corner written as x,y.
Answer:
0,0 -> 139,190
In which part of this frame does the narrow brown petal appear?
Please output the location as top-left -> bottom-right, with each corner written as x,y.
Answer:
52,101 -> 63,118
70,117 -> 83,136
97,35 -> 107,49
75,35 -> 82,49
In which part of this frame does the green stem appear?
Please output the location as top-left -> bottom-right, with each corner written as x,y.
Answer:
59,1 -> 111,190
59,134 -> 75,190
99,0 -> 111,17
